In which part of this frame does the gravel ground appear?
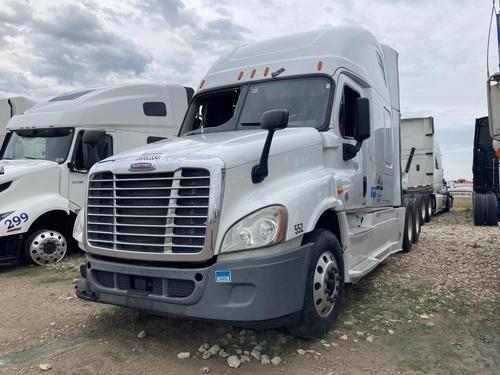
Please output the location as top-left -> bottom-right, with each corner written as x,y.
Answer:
0,196 -> 498,374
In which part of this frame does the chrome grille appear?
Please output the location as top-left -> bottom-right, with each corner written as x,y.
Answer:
87,169 -> 210,254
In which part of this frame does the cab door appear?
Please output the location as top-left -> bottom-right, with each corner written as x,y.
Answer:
67,130 -> 114,211
335,74 -> 372,210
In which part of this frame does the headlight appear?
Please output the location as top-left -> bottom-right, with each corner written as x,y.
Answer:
0,211 -> 14,221
72,208 -> 84,245
221,205 -> 287,253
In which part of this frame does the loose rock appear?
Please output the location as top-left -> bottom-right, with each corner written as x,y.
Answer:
296,349 -> 306,355
271,356 -> 282,366
227,356 -> 241,368
208,345 -> 220,356
366,335 -> 374,342
261,355 -> 271,365
340,334 -> 348,340
137,330 -> 147,339
251,348 -> 262,360
177,352 -> 191,360
200,367 -> 210,375
39,364 -> 52,371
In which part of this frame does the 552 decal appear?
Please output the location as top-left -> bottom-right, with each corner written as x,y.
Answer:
4,213 -> 29,230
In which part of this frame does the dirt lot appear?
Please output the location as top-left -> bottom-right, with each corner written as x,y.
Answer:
0,196 -> 499,375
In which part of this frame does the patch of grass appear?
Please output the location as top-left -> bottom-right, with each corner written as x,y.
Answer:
400,358 -> 430,373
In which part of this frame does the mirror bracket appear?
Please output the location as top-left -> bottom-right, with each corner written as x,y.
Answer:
343,141 -> 363,161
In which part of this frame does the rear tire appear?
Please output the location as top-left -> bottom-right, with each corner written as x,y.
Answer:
411,199 -> 420,244
485,194 -> 498,226
415,195 -> 426,225
425,195 -> 432,223
402,199 -> 414,253
289,229 -> 344,339
473,193 -> 485,226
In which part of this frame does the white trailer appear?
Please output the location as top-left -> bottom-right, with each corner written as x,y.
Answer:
0,84 -> 191,266
401,117 -> 453,230
74,27 -> 418,338
0,97 -> 37,145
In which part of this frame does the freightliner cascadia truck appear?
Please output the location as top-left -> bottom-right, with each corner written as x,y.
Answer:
74,27 -> 419,337
0,84 -> 191,266
400,117 -> 453,231
1,97 -> 37,145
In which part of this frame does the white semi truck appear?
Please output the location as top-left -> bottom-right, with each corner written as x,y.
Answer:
401,117 -> 453,230
1,97 -> 37,145
0,84 -> 192,266
74,27 -> 419,337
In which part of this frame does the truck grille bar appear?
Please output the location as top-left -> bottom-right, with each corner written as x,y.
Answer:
87,169 -> 210,254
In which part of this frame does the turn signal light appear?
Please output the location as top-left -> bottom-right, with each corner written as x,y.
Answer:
263,67 -> 269,76
317,60 -> 323,71
250,69 -> 256,78
237,71 -> 244,80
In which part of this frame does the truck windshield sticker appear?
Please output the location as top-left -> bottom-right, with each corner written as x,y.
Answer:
215,270 -> 232,283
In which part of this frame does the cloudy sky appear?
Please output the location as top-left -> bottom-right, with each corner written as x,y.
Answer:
0,0 -> 496,179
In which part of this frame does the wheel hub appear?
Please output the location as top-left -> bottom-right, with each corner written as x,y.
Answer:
28,230 -> 67,266
313,251 -> 340,318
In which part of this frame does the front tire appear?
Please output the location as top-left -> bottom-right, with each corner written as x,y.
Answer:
25,229 -> 68,266
289,229 -> 344,339
485,194 -> 498,226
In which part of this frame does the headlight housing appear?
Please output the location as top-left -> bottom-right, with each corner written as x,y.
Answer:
72,208 -> 84,246
221,205 -> 287,253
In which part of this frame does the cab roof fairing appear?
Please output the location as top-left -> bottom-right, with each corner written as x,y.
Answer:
6,83 -> 187,133
197,26 -> 392,101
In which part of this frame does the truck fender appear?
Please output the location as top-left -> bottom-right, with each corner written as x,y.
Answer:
0,194 -> 69,237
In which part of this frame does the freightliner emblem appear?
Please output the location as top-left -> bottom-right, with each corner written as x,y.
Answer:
129,162 -> 156,171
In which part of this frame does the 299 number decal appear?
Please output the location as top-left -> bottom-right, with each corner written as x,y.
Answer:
4,213 -> 29,230
294,223 -> 304,235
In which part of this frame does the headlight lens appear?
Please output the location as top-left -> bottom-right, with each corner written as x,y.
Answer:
72,208 -> 84,245
0,211 -> 14,221
221,205 -> 287,253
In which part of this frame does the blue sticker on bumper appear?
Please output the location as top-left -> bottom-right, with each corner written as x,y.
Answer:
215,270 -> 232,283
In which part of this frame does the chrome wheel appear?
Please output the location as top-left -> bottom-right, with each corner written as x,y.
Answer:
27,230 -> 67,266
313,251 -> 340,318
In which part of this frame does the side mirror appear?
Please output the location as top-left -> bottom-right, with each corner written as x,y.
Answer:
354,97 -> 370,141
343,98 -> 370,161
261,109 -> 289,131
252,109 -> 289,183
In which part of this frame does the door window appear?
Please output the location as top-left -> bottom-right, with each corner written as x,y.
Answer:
338,85 -> 360,138
73,131 -> 113,170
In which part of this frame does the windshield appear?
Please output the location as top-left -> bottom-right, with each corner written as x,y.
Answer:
180,76 -> 332,136
1,128 -> 75,164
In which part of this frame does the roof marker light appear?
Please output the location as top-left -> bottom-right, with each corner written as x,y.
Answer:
317,60 -> 323,71
263,67 -> 269,76
237,71 -> 244,80
250,69 -> 256,78
199,79 -> 205,89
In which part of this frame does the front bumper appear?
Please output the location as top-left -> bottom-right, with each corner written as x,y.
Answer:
76,243 -> 312,324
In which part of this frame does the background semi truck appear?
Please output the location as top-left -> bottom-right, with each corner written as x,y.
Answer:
75,26 -> 422,338
0,97 -> 37,145
472,117 -> 499,225
0,83 -> 191,266
400,117 -> 453,231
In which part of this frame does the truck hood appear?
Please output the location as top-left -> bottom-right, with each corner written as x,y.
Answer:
103,128 -> 322,169
0,160 -> 60,182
